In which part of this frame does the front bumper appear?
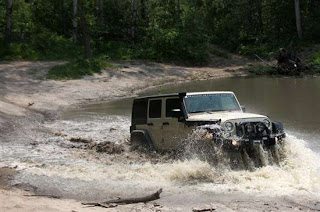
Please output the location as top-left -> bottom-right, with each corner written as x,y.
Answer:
222,133 -> 286,152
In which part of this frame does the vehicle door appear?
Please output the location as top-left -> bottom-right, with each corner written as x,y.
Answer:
146,98 -> 164,150
162,97 -> 186,149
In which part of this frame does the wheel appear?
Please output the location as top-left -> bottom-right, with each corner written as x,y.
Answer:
270,144 -> 281,165
241,149 -> 255,170
253,144 -> 269,167
130,133 -> 153,152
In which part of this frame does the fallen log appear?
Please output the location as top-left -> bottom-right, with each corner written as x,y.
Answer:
82,188 -> 162,208
192,208 -> 216,212
254,54 -> 276,68
24,194 -> 60,199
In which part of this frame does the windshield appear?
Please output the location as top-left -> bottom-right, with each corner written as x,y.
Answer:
184,93 -> 241,113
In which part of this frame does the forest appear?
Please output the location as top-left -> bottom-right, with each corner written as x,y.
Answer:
1,0 -> 320,70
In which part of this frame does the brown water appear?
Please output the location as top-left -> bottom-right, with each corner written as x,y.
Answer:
2,76 -> 320,206
64,76 -> 320,152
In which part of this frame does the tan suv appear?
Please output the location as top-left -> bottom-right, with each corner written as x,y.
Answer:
130,91 -> 285,160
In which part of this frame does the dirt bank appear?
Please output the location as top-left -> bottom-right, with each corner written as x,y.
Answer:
1,60 -> 319,211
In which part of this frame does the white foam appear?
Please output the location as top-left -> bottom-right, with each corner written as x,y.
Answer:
2,132 -> 320,198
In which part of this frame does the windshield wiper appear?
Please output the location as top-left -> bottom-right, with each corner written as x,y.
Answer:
189,109 -> 217,114
189,109 -> 236,113
189,110 -> 207,114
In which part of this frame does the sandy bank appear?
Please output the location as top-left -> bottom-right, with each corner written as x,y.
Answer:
0,60 -> 251,211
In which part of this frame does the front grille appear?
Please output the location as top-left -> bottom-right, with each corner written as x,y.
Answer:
236,121 -> 269,138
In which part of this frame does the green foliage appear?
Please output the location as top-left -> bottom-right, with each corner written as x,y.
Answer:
96,41 -> 133,60
0,34 -> 83,61
209,49 -> 230,59
47,56 -> 113,79
0,0 -> 320,66
310,50 -> 320,65
248,65 -> 275,75
309,50 -> 320,73
0,43 -> 38,60
238,45 -> 276,58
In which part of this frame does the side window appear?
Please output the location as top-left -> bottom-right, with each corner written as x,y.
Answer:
166,98 -> 181,117
149,100 -> 162,118
132,99 -> 148,124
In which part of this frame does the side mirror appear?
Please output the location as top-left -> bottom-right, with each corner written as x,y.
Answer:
171,109 -> 182,118
241,106 -> 246,112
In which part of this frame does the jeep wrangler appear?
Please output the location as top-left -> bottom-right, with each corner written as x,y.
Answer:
130,92 -> 285,164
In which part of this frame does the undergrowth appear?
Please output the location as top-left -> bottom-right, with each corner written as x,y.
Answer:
47,56 -> 114,79
248,65 -> 275,75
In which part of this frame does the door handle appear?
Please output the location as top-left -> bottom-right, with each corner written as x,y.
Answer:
147,122 -> 154,126
163,122 -> 169,125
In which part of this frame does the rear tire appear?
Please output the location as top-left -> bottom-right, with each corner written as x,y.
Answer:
130,133 -> 153,152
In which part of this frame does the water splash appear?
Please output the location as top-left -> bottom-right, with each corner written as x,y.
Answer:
180,126 -> 231,168
2,114 -> 320,199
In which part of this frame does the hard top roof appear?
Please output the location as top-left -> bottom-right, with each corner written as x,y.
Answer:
134,91 -> 235,100
186,91 -> 235,95
134,93 -> 180,100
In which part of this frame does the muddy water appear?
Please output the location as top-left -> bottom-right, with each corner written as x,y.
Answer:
143,76 -> 320,152
2,77 -> 320,208
52,77 -> 320,197
64,76 -> 320,151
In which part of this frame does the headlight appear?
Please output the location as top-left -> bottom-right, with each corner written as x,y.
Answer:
246,124 -> 254,133
263,119 -> 271,128
257,123 -> 265,132
225,122 -> 234,131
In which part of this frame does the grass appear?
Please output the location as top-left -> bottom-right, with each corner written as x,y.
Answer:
47,57 -> 114,80
248,65 -> 276,75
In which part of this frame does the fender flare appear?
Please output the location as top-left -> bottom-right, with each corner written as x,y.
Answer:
130,130 -> 154,150
272,121 -> 285,135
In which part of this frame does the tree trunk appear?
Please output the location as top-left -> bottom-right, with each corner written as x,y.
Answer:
79,0 -> 91,59
131,0 -> 138,48
140,0 -> 149,25
257,0 -> 263,36
97,0 -> 104,26
61,0 -> 66,34
5,0 -> 13,44
294,0 -> 303,39
72,0 -> 78,42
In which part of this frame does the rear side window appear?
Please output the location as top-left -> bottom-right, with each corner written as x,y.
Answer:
166,98 -> 181,117
132,99 -> 147,125
149,100 -> 162,118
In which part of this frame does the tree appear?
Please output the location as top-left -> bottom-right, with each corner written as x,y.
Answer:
140,0 -> 149,25
294,0 -> 303,39
79,0 -> 91,59
5,0 -> 13,44
131,0 -> 138,47
72,0 -> 78,42
97,0 -> 104,26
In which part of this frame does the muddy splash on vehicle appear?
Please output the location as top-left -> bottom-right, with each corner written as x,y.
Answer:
179,124 -> 285,170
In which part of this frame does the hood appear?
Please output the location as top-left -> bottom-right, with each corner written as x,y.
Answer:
186,111 -> 267,123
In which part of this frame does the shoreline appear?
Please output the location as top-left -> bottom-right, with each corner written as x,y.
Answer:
0,60 -> 252,211
1,60 -> 320,211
